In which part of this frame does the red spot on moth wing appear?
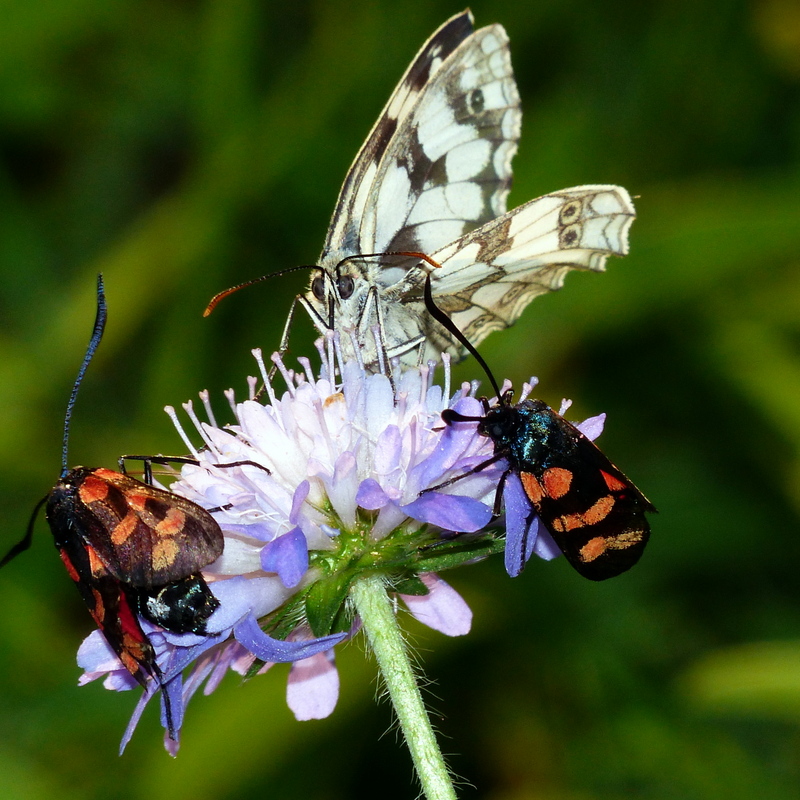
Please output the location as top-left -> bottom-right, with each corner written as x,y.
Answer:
78,474 -> 110,504
542,467 -> 572,499
154,507 -> 186,537
554,495 -> 616,533
89,586 -> 106,626
601,470 -> 628,492
579,536 -> 609,563
125,492 -> 149,513
581,495 -> 615,526
520,472 -> 545,504
579,528 -> 647,565
110,512 -> 139,545
86,545 -> 108,577
59,549 -> 81,582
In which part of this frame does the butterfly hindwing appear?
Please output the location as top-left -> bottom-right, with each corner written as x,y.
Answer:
431,185 -> 636,355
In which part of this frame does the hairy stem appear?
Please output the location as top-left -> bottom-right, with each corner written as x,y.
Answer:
350,574 -> 457,800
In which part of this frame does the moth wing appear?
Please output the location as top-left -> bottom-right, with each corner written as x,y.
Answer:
518,410 -> 653,581
76,470 -> 224,589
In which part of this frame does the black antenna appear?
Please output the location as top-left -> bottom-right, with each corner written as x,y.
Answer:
61,274 -> 107,477
423,274 -> 503,400
1,275 -> 107,567
204,264 -> 318,316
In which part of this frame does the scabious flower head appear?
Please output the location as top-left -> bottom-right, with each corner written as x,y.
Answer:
76,336 -> 607,753
78,338 -> 499,752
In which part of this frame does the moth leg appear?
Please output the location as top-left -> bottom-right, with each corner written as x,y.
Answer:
421,452 -> 506,495
119,455 -> 272,485
119,454 -> 200,483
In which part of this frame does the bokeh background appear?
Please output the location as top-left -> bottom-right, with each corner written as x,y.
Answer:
1,1 -> 799,797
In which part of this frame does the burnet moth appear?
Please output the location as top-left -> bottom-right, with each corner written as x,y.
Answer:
1,276 -> 225,739
423,273 -> 655,580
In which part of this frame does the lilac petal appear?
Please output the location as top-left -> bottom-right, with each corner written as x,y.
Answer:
260,527 -> 308,588
503,472 -> 540,577
160,634 -> 229,683
401,573 -> 472,636
77,631 -> 136,689
181,652 -> 219,705
119,680 -> 159,755
577,412 -> 605,441
401,491 -> 492,533
289,481 -> 310,525
199,575 -> 295,636
374,425 -> 402,476
356,478 -> 390,510
204,643 -> 249,694
327,452 -> 358,528
218,522 -> 274,541
534,525 -> 562,560
160,673 -> 184,749
413,396 -> 484,488
233,614 -> 346,662
286,650 -> 339,720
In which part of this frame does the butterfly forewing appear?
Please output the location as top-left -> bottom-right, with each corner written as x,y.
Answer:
319,10 -> 519,266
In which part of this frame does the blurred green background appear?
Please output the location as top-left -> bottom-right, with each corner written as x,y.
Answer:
1,0 -> 799,797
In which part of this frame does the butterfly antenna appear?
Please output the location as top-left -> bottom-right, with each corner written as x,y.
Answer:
204,265 -> 318,316
422,273 -> 503,400
61,274 -> 108,477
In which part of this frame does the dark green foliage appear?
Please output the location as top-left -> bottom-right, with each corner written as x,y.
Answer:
1,0 -> 799,797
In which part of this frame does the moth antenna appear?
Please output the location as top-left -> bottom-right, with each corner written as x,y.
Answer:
61,275 -> 108,477
204,265 -> 318,316
422,273 -> 503,400
0,496 -> 47,568
1,275 -> 106,567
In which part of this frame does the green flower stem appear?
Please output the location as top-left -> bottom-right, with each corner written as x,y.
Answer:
350,573 -> 457,800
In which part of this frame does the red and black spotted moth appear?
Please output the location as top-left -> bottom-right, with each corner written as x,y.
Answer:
0,276 -> 224,739
423,274 -> 655,580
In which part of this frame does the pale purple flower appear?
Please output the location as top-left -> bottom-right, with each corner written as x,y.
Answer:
75,338 -> 606,753
78,342 -> 499,752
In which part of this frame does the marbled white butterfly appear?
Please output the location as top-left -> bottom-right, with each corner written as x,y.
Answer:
213,11 -> 635,369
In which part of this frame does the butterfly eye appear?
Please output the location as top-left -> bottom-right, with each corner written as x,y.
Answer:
311,275 -> 325,301
337,275 -> 355,300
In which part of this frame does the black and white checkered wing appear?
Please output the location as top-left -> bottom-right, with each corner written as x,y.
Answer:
428,186 -> 636,352
319,9 -> 521,269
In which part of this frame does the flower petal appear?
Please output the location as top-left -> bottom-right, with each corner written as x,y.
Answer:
356,478 -> 390,510
577,412 -> 605,441
401,492 -> 493,533
233,614 -> 346,662
119,680 -> 159,755
503,472 -> 543,577
401,573 -> 472,636
286,650 -> 340,720
260,527 -> 309,588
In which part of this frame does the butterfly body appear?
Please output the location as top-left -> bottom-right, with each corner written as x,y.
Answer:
298,11 -> 635,367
